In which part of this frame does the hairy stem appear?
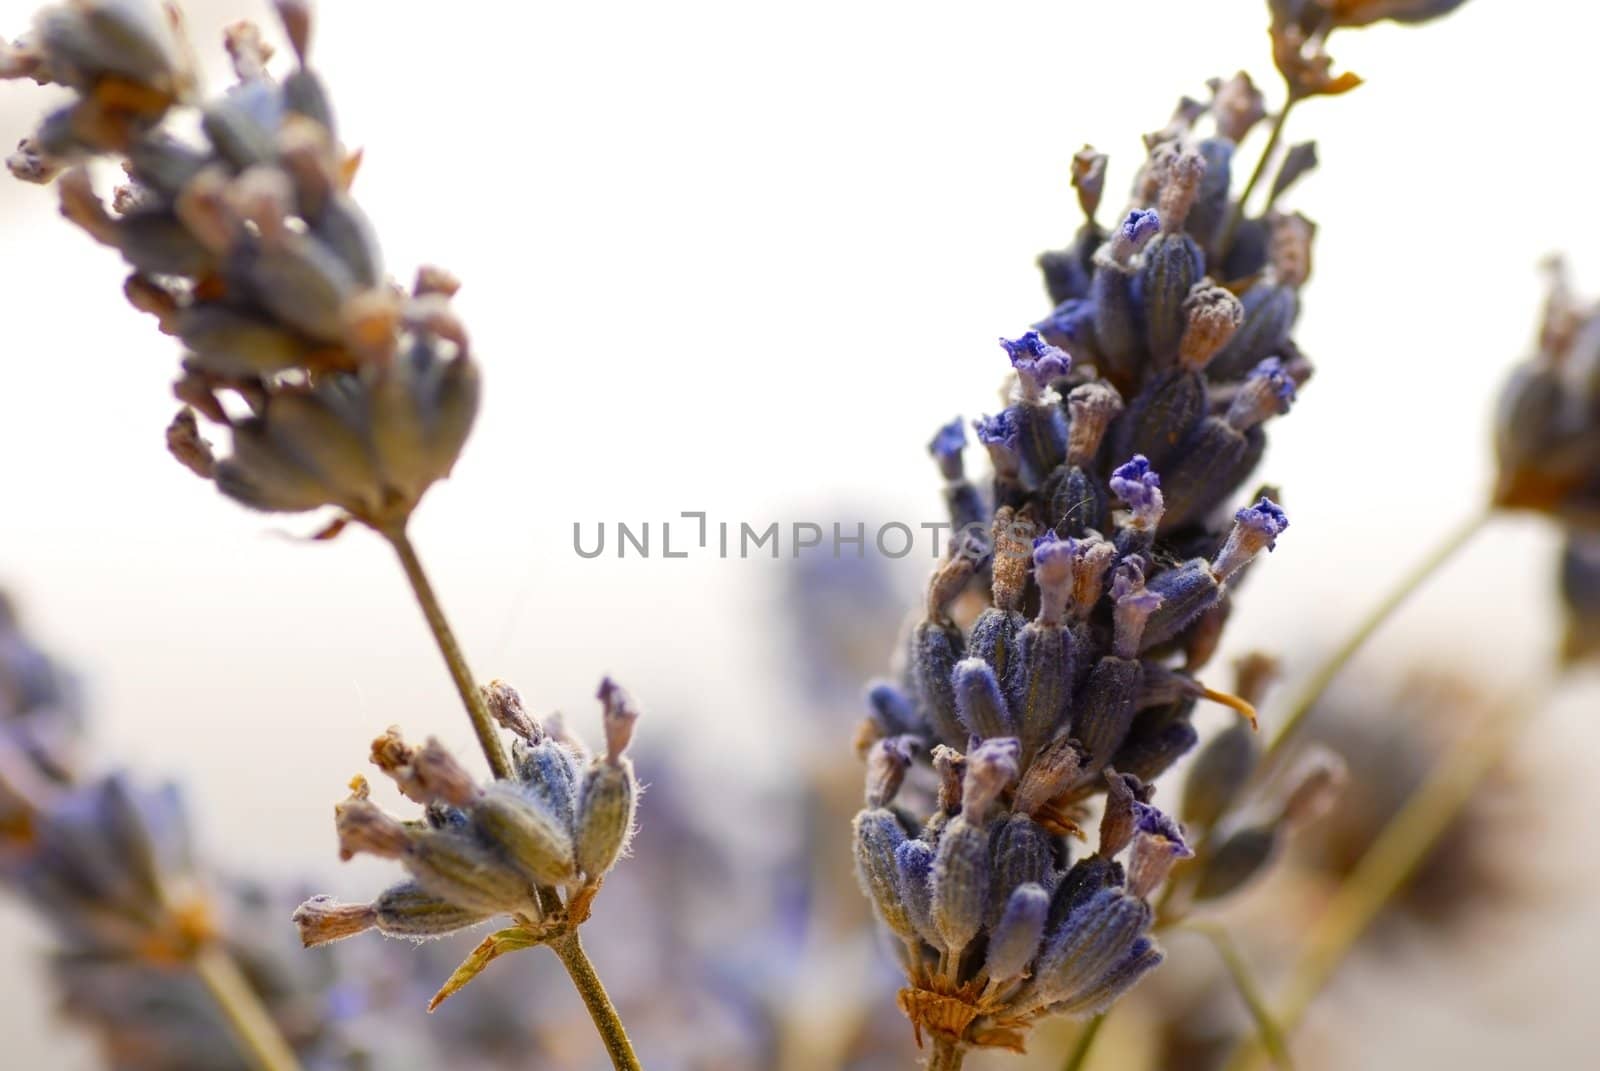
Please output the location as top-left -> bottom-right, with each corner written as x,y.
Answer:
193,943 -> 305,1071
1223,687 -> 1540,1071
1060,1013 -> 1106,1071
551,932 -> 643,1071
382,525 -> 513,780
928,1037 -> 967,1071
1261,509 -> 1489,769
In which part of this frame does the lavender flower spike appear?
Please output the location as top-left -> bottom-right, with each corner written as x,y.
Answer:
1213,497 -> 1291,580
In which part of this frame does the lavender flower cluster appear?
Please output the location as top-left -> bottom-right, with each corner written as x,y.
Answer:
1,0 -> 476,530
852,78 -> 1318,1059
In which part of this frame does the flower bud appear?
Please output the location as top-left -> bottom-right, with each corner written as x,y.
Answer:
986,814 -> 1056,927
953,659 -> 1014,741
1032,888 -> 1152,1010
481,679 -> 540,742
1278,747 -> 1348,828
1140,153 -> 1207,368
895,838 -> 940,947
471,782 -> 577,887
334,783 -> 409,861
1140,560 -> 1221,652
1209,281 -> 1297,380
575,758 -> 637,882
931,813 -> 990,955
372,880 -> 491,939
404,828 -> 535,915
913,618 -> 967,748
854,808 -> 914,939
985,883 -> 1050,983
1092,210 -> 1160,380
1109,707 -> 1198,785
1014,735 -> 1088,816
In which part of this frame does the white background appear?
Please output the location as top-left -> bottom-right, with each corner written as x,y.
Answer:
1,0 -> 1597,1067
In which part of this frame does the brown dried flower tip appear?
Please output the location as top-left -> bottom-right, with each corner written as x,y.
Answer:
165,407 -> 215,478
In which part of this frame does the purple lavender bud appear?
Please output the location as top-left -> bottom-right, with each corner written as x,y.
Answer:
1112,367 -> 1208,475
987,813 -> 1057,927
1109,209 -> 1161,263
1047,854 -> 1119,934
1045,463 -> 1109,540
854,808 -> 917,940
1110,707 -> 1199,785
1033,530 -> 1076,626
1016,399 -> 1070,485
1001,332 -> 1073,395
1212,496 -> 1290,581
931,813 -> 990,954
953,658 -> 1015,740
1184,138 -> 1235,248
912,619 -> 967,747
1035,298 -> 1098,356
866,680 -> 919,738
928,416 -> 967,481
1072,655 -> 1143,776
966,606 -> 1027,686
962,738 -> 1021,822
1139,228 -> 1206,371
1141,560 -> 1221,652
1154,417 -> 1259,530
1053,935 -> 1164,1016
1012,621 -> 1075,758
985,883 -> 1051,983
1209,282 -> 1298,380
1225,356 -> 1297,431
1031,888 -> 1152,1012
895,838 -> 941,947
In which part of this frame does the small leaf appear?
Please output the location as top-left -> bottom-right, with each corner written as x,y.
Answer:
427,926 -> 543,1011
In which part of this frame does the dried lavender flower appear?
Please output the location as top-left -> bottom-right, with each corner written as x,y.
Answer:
293,677 -> 642,1010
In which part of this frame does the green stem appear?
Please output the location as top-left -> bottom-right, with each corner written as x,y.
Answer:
1214,95 -> 1296,261
382,525 -> 513,781
193,943 -> 305,1071
1223,688 -> 1541,1071
551,932 -> 644,1071
1060,1013 -> 1106,1071
1261,509 -> 1489,770
1185,925 -> 1293,1070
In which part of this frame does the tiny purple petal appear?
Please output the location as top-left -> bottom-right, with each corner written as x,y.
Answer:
1234,496 -> 1289,550
928,416 -> 967,460
974,409 -> 1020,449
1121,208 -> 1161,246
1110,455 -> 1163,513
1249,356 -> 1297,405
1032,529 -> 1076,570
1132,801 -> 1192,857
1000,331 -> 1072,389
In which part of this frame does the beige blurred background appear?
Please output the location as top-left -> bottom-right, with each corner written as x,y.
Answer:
1,0 -> 1598,1067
